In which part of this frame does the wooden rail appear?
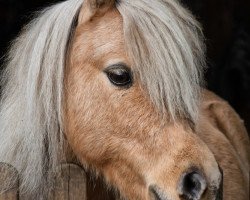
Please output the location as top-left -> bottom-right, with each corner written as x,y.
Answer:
0,163 -> 87,200
0,162 -> 119,199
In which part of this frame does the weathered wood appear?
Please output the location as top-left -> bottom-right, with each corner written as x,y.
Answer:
0,162 -> 121,199
0,163 -> 19,200
48,163 -> 87,200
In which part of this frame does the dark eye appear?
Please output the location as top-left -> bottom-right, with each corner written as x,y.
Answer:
104,64 -> 133,88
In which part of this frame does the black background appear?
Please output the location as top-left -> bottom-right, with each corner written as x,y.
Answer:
0,0 -> 250,132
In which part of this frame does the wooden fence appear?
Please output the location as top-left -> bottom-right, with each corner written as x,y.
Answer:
0,162 -> 117,200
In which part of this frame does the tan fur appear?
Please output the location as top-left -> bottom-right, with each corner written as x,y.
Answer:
3,0 -> 247,199
197,91 -> 250,200
63,1 -> 250,200
79,0 -> 116,24
64,7 -> 222,200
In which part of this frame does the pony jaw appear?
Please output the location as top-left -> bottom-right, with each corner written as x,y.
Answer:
0,0 -> 216,199
65,2 -> 219,199
67,119 -> 221,200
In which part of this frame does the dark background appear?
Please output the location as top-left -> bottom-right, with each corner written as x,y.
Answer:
0,0 -> 250,132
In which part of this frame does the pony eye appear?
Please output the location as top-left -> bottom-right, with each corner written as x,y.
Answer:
104,64 -> 132,88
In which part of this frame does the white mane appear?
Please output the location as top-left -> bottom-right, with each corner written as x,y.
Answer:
0,0 -> 205,198
118,0 -> 205,121
0,0 -> 83,198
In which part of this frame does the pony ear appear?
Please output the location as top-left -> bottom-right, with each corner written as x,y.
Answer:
78,0 -> 116,24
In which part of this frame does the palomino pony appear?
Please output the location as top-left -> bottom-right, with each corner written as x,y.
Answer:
0,0 -> 249,199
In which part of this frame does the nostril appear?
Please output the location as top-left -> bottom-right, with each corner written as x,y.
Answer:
178,171 -> 207,200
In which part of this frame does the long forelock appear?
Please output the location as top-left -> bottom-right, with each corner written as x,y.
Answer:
0,0 -> 205,197
117,0 -> 205,122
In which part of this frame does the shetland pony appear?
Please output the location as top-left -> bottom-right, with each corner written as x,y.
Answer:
0,0 -> 249,199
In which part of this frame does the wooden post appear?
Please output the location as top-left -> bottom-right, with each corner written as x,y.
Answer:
48,163 -> 87,200
0,163 -> 19,200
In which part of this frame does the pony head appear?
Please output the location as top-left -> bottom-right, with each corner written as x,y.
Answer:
0,0 -> 222,199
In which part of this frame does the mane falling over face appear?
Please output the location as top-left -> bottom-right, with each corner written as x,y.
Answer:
0,0 -> 226,199
64,0 -> 221,199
